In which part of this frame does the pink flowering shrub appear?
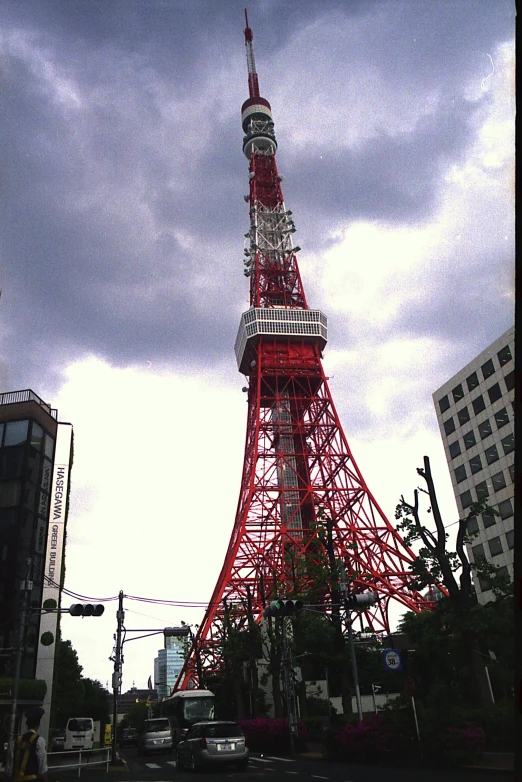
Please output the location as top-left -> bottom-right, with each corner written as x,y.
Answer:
335,714 -> 413,762
436,722 -> 485,763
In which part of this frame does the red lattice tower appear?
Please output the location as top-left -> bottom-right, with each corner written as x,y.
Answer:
177,13 -> 434,689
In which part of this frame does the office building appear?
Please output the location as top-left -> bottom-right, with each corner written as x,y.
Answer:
433,327 -> 514,603
154,627 -> 190,698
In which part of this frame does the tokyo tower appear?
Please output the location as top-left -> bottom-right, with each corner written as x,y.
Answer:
178,13 -> 432,688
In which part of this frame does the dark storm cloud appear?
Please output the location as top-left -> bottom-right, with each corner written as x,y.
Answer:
0,0 -> 514,395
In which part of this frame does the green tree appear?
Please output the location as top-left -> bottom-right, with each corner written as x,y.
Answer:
51,640 -> 85,729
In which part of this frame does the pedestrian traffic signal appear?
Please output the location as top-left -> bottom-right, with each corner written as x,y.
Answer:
68,603 -> 105,617
263,599 -> 304,617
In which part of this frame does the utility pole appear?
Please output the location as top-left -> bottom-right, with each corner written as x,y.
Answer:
7,559 -> 33,765
110,591 -> 124,766
281,619 -> 297,757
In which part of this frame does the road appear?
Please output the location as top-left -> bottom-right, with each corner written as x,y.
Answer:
47,746 -> 508,782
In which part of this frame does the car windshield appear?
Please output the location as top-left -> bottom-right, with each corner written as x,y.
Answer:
183,697 -> 215,722
145,721 -> 169,732
67,719 -> 92,732
204,723 -> 242,739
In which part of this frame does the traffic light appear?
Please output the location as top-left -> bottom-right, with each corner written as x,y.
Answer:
345,592 -> 378,611
68,603 -> 105,617
263,599 -> 304,617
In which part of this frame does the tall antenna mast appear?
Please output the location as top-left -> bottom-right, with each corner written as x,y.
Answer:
244,9 -> 260,98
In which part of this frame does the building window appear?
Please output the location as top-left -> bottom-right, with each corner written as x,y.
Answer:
467,516 -> 479,535
487,536 -> 503,557
455,465 -> 467,484
476,481 -> 489,500
482,512 -> 496,529
472,543 -> 485,561
466,371 -> 479,392
463,431 -> 476,450
491,471 -> 506,492
497,345 -> 512,367
508,464 -> 514,482
487,383 -> 502,404
449,440 -> 461,459
481,358 -> 495,380
457,407 -> 470,425
498,499 -> 513,520
3,420 -> 29,447
444,417 -> 456,436
472,395 -> 486,415
504,370 -> 514,392
460,490 -> 473,509
439,395 -> 450,413
501,433 -> 514,455
452,384 -> 464,403
485,444 -> 499,465
478,575 -> 491,592
469,455 -> 482,475
0,480 -> 22,508
505,530 -> 514,549
494,408 -> 509,429
478,419 -> 492,439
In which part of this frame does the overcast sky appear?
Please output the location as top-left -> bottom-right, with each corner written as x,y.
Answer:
0,0 -> 514,692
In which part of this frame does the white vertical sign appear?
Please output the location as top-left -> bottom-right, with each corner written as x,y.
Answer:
35,423 -> 73,743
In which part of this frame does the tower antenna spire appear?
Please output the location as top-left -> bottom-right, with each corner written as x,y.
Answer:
244,9 -> 260,98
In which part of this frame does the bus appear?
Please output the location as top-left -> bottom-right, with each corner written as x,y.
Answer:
158,689 -> 215,745
64,717 -> 95,751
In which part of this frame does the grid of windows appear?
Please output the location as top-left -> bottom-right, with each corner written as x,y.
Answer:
505,530 -> 514,549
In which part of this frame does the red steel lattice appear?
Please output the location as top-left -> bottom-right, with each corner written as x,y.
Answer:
176,15 -> 436,689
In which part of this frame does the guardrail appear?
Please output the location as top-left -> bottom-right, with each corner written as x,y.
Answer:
47,747 -> 111,777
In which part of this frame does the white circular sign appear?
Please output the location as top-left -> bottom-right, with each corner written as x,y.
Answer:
384,650 -> 401,669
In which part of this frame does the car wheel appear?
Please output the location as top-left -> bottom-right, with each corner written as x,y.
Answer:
175,750 -> 184,770
189,752 -> 199,772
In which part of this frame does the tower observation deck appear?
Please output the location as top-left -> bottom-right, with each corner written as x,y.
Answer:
175,12 -> 437,691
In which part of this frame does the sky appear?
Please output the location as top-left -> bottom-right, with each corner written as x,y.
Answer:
0,0 -> 515,693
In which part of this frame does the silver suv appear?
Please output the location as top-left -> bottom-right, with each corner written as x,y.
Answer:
138,718 -> 172,755
175,721 -> 249,771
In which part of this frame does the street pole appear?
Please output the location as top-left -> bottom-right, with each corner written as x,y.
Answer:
110,591 -> 124,766
281,619 -> 297,756
7,559 -> 33,766
346,612 -> 363,722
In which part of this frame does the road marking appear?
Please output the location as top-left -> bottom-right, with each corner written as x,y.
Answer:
165,761 -> 177,766
250,757 -> 274,763
311,776 -> 329,780
144,762 -> 161,768
283,772 -> 298,776
264,756 -> 294,762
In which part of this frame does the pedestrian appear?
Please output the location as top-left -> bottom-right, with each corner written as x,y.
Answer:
5,707 -> 48,782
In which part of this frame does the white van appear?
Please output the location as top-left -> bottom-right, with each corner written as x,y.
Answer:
64,717 -> 95,750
